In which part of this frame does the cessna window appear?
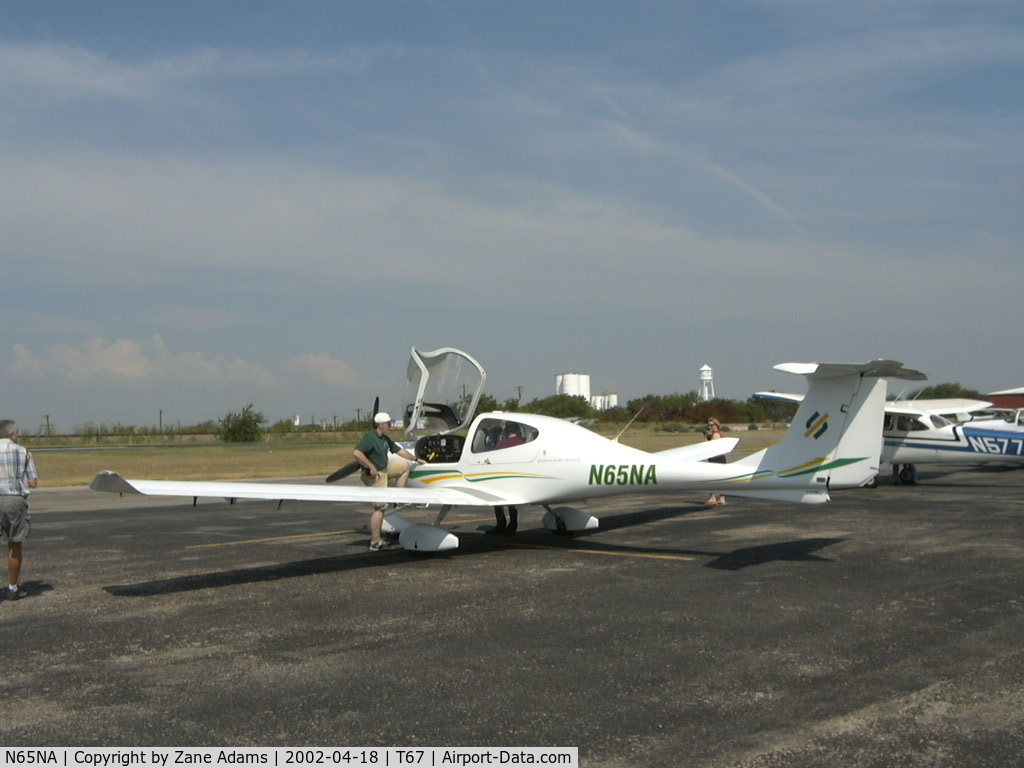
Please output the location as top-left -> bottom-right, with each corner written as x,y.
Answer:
893,415 -> 929,431
471,418 -> 539,453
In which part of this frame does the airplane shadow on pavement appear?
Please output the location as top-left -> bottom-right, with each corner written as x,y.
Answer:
104,503 -> 844,597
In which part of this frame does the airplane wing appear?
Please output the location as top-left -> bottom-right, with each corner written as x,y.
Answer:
753,391 -> 803,403
888,398 -> 992,416
755,393 -> 990,419
90,471 -> 508,507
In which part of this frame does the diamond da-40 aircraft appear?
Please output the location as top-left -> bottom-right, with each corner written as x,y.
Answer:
92,348 -> 924,552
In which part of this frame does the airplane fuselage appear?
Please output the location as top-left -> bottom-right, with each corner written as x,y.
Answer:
884,421 -> 1024,465
406,413 -> 740,506
405,408 -> 878,507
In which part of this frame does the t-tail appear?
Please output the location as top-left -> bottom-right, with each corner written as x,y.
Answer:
728,360 -> 926,503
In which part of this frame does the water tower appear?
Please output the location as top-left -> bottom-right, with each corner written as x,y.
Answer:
699,365 -> 715,402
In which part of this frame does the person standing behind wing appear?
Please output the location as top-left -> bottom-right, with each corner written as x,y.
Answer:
491,422 -> 525,535
704,418 -> 727,507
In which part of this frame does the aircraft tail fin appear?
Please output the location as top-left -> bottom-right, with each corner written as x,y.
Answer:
730,360 -> 925,499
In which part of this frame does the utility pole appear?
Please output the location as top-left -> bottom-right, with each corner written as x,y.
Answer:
514,385 -> 524,402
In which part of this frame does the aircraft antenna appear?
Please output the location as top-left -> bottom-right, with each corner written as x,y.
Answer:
613,407 -> 645,443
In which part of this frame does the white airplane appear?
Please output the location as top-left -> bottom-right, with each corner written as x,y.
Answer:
756,390 -> 1024,484
92,350 -> 924,552
882,403 -> 1024,482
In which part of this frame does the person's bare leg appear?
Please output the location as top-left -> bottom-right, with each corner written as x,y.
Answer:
8,541 -> 22,587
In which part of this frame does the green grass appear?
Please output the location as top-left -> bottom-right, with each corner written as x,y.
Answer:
34,442 -> 358,487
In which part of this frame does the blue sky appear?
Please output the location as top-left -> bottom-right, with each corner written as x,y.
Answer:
3,1 -> 1022,432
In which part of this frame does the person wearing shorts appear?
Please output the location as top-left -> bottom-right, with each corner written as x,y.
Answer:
0,420 -> 38,601
352,412 -> 420,550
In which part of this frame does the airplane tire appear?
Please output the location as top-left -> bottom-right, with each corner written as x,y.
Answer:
899,466 -> 917,485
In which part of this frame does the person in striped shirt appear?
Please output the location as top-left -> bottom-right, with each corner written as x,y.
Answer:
0,420 -> 38,600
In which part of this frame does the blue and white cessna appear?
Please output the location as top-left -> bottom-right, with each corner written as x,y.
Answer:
882,403 -> 1024,482
92,349 -> 924,552
758,390 -> 1024,484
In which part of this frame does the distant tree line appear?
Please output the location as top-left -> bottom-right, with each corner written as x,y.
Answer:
61,420 -> 220,439
904,382 -> 985,400
473,391 -> 798,428
38,382 -> 984,443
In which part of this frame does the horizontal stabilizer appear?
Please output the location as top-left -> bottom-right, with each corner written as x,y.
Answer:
774,360 -> 926,381
655,437 -> 739,461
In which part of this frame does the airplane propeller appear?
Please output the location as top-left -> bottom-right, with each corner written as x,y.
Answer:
326,397 -> 378,483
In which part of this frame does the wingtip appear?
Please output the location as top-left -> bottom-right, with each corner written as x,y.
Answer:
90,471 -> 139,494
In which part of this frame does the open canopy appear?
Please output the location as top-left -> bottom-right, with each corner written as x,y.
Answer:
403,346 -> 487,440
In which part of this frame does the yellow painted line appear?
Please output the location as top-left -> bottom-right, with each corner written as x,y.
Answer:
500,541 -> 696,562
187,529 -> 361,549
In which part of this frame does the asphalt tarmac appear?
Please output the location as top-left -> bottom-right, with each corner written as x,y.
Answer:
3,464 -> 1024,767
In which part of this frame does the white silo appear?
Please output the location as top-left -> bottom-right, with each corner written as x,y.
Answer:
591,393 -> 619,411
699,365 -> 715,401
556,372 -> 591,401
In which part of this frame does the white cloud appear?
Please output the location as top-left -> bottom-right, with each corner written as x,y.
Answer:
8,336 -> 281,390
288,353 -> 359,388
50,338 -> 156,384
10,344 -> 46,380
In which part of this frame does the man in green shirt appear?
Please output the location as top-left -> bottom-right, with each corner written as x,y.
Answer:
353,412 -> 420,550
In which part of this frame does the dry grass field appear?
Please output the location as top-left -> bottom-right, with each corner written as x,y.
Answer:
30,426 -> 786,488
